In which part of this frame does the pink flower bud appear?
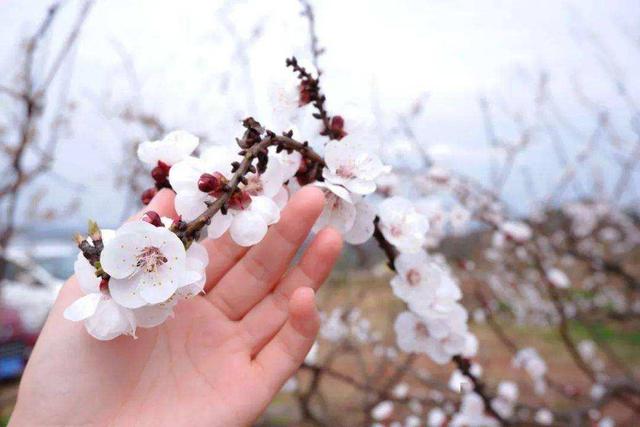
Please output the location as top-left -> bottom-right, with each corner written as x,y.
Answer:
198,172 -> 227,196
141,187 -> 157,205
142,211 -> 163,227
198,173 -> 219,192
329,115 -> 347,140
151,161 -> 171,186
298,80 -> 314,106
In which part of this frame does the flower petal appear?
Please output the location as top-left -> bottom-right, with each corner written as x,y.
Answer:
168,156 -> 207,193
108,276 -> 147,309
186,241 -> 209,271
137,130 -> 199,166
207,211 -> 233,239
74,253 -> 101,294
84,298 -> 135,340
249,195 -> 281,225
133,302 -> 175,328
63,293 -> 102,321
138,268 -> 181,304
344,199 -> 377,244
176,270 -> 206,298
313,192 -> 356,234
230,210 -> 268,246
100,232 -> 143,279
174,190 -> 208,221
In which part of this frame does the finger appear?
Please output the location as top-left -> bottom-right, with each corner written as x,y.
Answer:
206,186 -> 325,320
200,233 -> 247,293
252,287 -> 319,396
128,188 -> 178,221
241,228 -> 342,354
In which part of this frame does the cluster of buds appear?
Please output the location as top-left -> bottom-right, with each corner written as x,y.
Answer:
141,161 -> 171,204
286,57 -> 347,140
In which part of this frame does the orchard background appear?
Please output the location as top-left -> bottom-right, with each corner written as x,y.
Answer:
1,1 -> 639,426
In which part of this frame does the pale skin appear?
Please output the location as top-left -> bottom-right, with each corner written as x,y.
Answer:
10,186 -> 343,427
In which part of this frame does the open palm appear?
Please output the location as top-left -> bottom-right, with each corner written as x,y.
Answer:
11,187 -> 342,427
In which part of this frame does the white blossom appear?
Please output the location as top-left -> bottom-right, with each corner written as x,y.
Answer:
578,339 -> 596,360
320,308 -> 349,342
449,370 -> 472,393
534,409 -> 553,425
513,348 -> 547,394
392,382 -> 410,399
137,130 -> 199,166
64,223 -> 208,340
497,381 -> 518,402
546,268 -> 570,289
100,221 -> 190,307
598,416 -> 615,427
450,393 -> 499,427
371,400 -> 394,421
427,408 -> 446,427
322,139 -> 389,195
500,221 -> 532,243
394,310 -> 467,364
590,383 -> 606,401
378,197 -> 429,253
390,251 -> 462,316
313,181 -> 377,244
281,376 -> 299,393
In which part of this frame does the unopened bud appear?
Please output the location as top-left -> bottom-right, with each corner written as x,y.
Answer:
299,80 -> 314,106
329,115 -> 347,140
151,161 -> 171,186
198,172 -> 227,196
142,211 -> 163,227
99,278 -> 109,293
141,187 -> 157,205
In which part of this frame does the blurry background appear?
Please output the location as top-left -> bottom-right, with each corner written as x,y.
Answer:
1,0 -> 639,425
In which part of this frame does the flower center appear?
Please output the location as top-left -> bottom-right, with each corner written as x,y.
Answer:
244,175 -> 264,196
414,322 -> 429,338
336,164 -> 356,179
406,269 -> 421,286
136,246 -> 168,273
389,224 -> 403,237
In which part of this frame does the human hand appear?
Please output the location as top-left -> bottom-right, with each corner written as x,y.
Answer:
10,186 -> 342,426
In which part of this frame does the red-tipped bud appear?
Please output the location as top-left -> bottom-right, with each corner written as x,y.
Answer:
142,210 -> 163,227
329,115 -> 347,140
141,187 -> 157,205
299,80 -> 314,106
151,161 -> 171,186
198,173 -> 219,192
99,278 -> 109,293
198,172 -> 227,196
228,190 -> 252,210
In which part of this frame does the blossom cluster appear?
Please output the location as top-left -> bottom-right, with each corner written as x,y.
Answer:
391,249 -> 476,364
64,220 -> 209,340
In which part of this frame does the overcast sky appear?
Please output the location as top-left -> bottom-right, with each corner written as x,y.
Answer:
1,0 -> 639,231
